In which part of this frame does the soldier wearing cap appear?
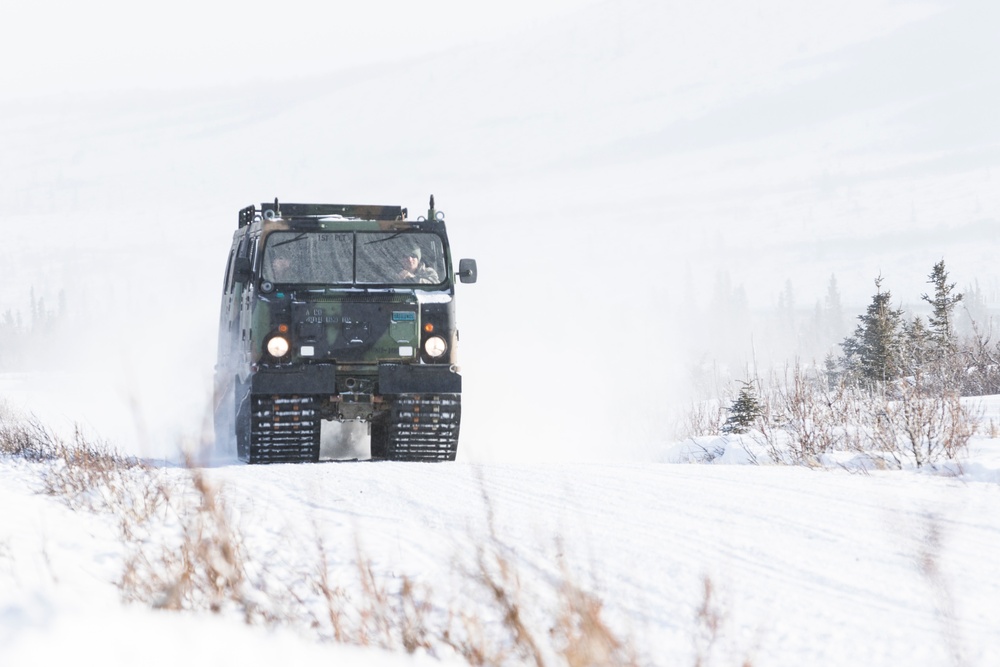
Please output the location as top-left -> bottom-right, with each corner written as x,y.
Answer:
397,243 -> 439,284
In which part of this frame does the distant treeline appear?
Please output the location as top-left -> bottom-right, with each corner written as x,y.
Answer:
685,261 -> 1000,399
0,288 -> 68,370
832,260 -> 1000,396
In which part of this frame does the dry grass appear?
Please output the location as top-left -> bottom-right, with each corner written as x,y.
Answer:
551,567 -> 637,667
2,408 -> 763,667
690,576 -> 756,667
675,400 -> 726,440
436,488 -> 643,667
0,413 -> 61,461
118,464 -> 254,617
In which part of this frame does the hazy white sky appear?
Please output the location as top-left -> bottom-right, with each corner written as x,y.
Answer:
2,0 -> 598,97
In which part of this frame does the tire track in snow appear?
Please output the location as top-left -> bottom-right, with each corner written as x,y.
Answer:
200,458 -> 1000,666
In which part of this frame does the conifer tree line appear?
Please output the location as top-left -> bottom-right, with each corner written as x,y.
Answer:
835,260 -> 999,395
694,260 -> 991,468
0,287 -> 69,369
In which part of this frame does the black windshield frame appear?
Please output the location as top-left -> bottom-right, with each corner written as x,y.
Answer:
261,231 -> 448,287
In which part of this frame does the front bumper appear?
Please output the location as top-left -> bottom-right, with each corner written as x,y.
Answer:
249,361 -> 462,396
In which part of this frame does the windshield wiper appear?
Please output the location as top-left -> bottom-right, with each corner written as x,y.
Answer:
363,232 -> 406,246
272,233 -> 309,248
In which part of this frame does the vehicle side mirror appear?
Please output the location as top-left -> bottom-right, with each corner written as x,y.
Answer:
457,258 -> 477,284
233,257 -> 252,284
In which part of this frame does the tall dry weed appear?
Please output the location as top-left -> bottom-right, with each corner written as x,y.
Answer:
676,400 -> 726,440
0,413 -> 61,461
119,465 -> 253,617
550,566 -> 639,667
3,409 -> 766,666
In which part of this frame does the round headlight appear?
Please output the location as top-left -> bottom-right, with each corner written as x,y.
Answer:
267,336 -> 290,358
424,335 -> 447,359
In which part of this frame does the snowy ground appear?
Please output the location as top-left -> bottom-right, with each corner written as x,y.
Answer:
3,404 -> 1000,666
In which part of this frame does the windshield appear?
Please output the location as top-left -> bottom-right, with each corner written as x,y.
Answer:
262,231 -> 446,286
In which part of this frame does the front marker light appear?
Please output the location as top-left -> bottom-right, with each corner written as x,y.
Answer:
424,335 -> 447,359
267,335 -> 290,358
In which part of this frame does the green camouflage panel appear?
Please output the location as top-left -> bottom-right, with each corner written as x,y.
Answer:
250,294 -> 420,365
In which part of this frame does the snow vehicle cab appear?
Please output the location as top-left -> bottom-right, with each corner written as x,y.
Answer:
214,196 -> 477,464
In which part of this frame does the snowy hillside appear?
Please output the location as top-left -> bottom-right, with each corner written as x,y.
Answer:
3,0 -> 1000,664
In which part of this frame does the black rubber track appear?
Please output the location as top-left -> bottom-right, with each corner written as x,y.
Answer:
248,394 -> 321,464
374,394 -> 460,462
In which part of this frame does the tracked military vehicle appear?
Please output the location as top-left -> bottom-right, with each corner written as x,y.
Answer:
214,196 -> 477,464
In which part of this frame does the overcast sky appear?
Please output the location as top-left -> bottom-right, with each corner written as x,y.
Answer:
2,0 -> 600,98
3,0 -> 1000,457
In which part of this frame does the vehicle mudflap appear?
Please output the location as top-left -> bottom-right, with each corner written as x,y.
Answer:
251,363 -> 337,395
378,363 -> 462,394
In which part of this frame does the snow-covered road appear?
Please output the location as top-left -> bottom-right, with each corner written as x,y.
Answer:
199,459 -> 1000,665
3,441 -> 1000,666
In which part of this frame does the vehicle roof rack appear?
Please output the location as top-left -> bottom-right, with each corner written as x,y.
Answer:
261,200 -> 407,221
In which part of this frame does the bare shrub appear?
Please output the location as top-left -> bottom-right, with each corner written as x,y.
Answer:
284,533 -> 438,652
119,465 -> 253,616
550,562 -> 638,667
39,428 -> 152,511
683,360 -> 980,472
693,576 -> 724,667
438,488 -> 641,667
441,609 -> 501,666
956,320 -> 1000,396
0,411 -> 170,528
909,387 -> 977,468
473,541 -> 546,666
749,364 -> 845,466
398,576 -> 435,654
750,364 -> 830,465
445,536 -> 639,667
0,412 -> 247,615
676,400 -> 726,439
310,533 -> 348,642
0,413 -> 61,461
778,363 -> 847,463
861,379 -> 978,469
691,575 -> 755,667
353,547 -> 394,646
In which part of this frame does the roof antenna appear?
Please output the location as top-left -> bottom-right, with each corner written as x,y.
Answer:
274,197 -> 280,216
428,194 -> 435,220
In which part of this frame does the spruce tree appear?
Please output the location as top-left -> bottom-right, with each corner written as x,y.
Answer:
722,380 -> 763,434
921,260 -> 963,352
902,316 -> 932,377
824,352 -> 840,390
840,276 -> 906,385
